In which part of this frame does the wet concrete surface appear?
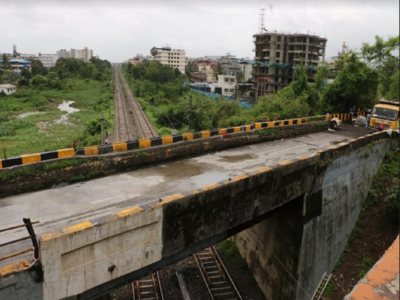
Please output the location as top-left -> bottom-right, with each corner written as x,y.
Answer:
0,125 -> 371,267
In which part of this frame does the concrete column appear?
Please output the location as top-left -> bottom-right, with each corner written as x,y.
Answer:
234,196 -> 304,300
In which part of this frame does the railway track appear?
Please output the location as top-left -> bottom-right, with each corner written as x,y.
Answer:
132,271 -> 164,300
194,246 -> 243,300
116,68 -> 158,139
112,70 -> 133,141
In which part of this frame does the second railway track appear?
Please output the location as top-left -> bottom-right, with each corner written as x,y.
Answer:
132,271 -> 164,300
194,246 -> 243,300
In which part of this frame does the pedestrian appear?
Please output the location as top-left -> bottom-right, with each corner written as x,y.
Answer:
366,109 -> 371,128
251,118 -> 255,129
350,106 -> 355,119
105,135 -> 110,145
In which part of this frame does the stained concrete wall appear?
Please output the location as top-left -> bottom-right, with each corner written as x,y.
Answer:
295,139 -> 392,300
234,133 -> 397,300
0,261 -> 42,299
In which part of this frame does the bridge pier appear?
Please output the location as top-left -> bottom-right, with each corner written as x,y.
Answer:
234,137 -> 393,300
234,195 -> 304,299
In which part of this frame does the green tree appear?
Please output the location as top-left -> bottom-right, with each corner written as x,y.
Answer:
32,75 -> 47,86
386,71 -> 399,99
278,62 -> 318,112
21,68 -> 32,80
314,64 -> 330,91
322,51 -> 379,112
185,61 -> 196,77
31,60 -> 48,76
361,36 -> 400,98
214,63 -> 224,78
150,47 -> 158,59
361,35 -> 399,68
236,71 -> 244,83
1,54 -> 10,71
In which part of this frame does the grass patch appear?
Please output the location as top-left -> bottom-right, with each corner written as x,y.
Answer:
218,239 -> 248,270
0,79 -> 114,157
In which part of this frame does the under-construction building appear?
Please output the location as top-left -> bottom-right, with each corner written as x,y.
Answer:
253,32 -> 327,96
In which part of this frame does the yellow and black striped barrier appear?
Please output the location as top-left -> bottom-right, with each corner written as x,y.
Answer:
0,113 -> 357,169
0,148 -> 75,169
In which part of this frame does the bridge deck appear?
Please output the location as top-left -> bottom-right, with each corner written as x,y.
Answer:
0,125 -> 370,267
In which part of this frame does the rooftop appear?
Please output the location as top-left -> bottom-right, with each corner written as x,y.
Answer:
0,58 -> 31,63
0,84 -> 17,88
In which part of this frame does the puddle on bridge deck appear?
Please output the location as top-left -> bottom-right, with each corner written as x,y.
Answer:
126,160 -> 211,179
218,153 -> 257,162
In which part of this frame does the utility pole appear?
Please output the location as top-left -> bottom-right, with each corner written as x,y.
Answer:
100,112 -> 105,145
140,77 -> 143,97
109,79 -> 112,116
153,83 -> 156,115
188,95 -> 192,132
255,81 -> 259,104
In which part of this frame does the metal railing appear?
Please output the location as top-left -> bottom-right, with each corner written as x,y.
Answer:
0,218 -> 39,263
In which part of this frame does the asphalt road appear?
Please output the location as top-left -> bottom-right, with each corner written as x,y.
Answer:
0,125 -> 371,267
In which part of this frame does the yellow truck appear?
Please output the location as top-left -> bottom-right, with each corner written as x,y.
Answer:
370,99 -> 399,130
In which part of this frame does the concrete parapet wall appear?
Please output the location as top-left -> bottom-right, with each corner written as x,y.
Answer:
40,206 -> 163,300
34,130 -> 396,300
0,121 -> 329,198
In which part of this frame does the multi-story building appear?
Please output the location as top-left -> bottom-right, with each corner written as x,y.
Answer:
56,47 -> 93,63
154,46 -> 186,74
56,49 -> 70,59
37,53 -> 58,68
253,32 -> 327,96
0,58 -> 32,73
19,54 -> 37,61
193,59 -> 216,82
217,75 -> 236,98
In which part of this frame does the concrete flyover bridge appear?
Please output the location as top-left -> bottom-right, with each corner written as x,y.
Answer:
0,120 -> 398,300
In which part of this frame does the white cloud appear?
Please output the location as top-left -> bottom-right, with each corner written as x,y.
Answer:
0,0 -> 398,62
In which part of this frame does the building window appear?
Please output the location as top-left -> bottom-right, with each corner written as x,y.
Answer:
224,88 -> 228,92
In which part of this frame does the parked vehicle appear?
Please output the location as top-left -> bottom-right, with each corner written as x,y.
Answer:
370,99 -> 399,130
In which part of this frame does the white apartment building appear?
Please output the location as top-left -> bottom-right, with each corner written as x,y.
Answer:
154,46 -> 186,74
38,53 -> 58,68
56,47 -> 94,63
73,47 -> 93,63
56,49 -> 69,59
217,75 -> 236,98
19,54 -> 37,61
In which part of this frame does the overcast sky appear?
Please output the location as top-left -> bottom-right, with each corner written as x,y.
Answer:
0,0 -> 398,62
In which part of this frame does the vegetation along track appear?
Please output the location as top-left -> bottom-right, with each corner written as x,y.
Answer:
194,246 -> 243,300
116,67 -> 158,139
